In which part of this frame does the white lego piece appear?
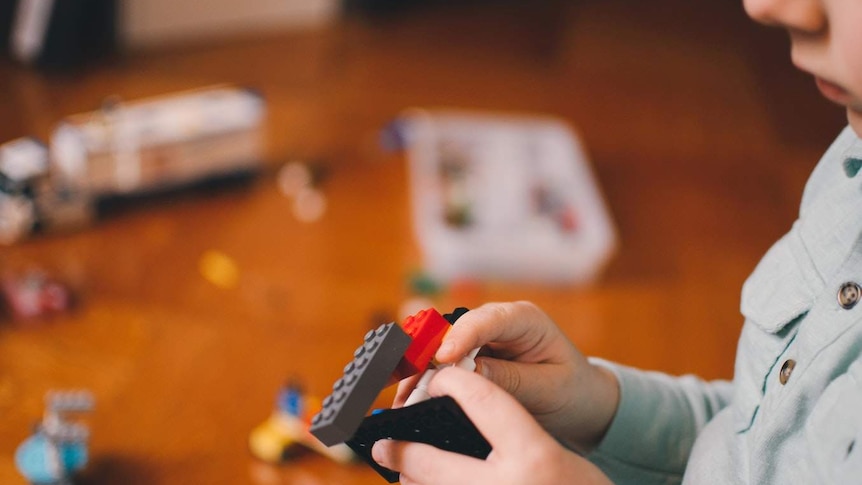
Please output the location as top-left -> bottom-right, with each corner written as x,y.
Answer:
404,347 -> 481,407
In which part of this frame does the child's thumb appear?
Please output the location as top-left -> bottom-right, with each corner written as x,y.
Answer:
475,357 -> 525,396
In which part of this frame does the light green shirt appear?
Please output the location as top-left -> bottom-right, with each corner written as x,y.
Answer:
588,126 -> 862,484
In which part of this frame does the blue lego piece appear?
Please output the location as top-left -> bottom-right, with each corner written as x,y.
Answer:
15,390 -> 93,485
276,383 -> 304,417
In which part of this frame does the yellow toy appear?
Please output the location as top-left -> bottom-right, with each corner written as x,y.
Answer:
249,382 -> 354,464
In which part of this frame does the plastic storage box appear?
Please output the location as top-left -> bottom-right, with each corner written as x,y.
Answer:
390,109 -> 617,284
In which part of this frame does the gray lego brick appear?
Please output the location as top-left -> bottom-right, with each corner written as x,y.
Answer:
310,322 -> 412,446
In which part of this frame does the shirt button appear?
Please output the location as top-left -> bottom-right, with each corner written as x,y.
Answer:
779,359 -> 796,385
844,157 -> 862,177
838,282 -> 861,309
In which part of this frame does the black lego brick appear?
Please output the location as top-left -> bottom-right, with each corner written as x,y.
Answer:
310,322 -> 412,446
346,396 -> 492,483
442,307 -> 469,324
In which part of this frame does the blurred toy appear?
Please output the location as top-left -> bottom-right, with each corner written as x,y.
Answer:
249,380 -> 354,465
0,138 -> 49,245
0,85 -> 267,245
310,307 -> 490,483
198,249 -> 240,290
407,270 -> 442,297
15,390 -> 94,485
1,269 -> 73,322
387,109 -> 617,284
51,86 -> 265,204
276,161 -> 329,223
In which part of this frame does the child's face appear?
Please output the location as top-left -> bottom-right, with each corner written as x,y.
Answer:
744,0 -> 862,136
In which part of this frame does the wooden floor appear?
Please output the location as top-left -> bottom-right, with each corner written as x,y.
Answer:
0,1 -> 848,483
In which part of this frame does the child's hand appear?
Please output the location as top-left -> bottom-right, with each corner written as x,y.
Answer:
395,301 -> 619,453
374,366 -> 613,485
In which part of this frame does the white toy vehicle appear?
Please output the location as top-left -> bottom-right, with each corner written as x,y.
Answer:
0,85 -> 267,245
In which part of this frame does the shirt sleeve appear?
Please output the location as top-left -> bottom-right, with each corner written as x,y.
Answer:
585,358 -> 733,485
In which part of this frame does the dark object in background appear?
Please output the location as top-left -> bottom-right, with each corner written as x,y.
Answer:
3,0 -> 117,70
343,0 -> 496,17
0,2 -> 16,52
342,0 -> 572,65
343,0 -> 426,16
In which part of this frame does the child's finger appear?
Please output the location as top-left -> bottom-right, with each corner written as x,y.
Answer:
436,301 -> 556,363
427,366 -> 552,451
372,439 -> 487,485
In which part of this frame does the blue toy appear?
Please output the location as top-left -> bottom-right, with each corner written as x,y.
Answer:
15,390 -> 94,485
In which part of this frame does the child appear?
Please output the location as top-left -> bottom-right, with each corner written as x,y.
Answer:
372,0 -> 862,483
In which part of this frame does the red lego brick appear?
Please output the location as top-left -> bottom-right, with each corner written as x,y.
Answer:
392,308 -> 451,381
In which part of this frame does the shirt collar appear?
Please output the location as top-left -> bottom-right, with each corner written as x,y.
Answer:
740,126 -> 862,333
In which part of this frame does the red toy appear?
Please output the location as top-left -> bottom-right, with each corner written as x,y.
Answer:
1,270 -> 73,322
392,308 -> 451,382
